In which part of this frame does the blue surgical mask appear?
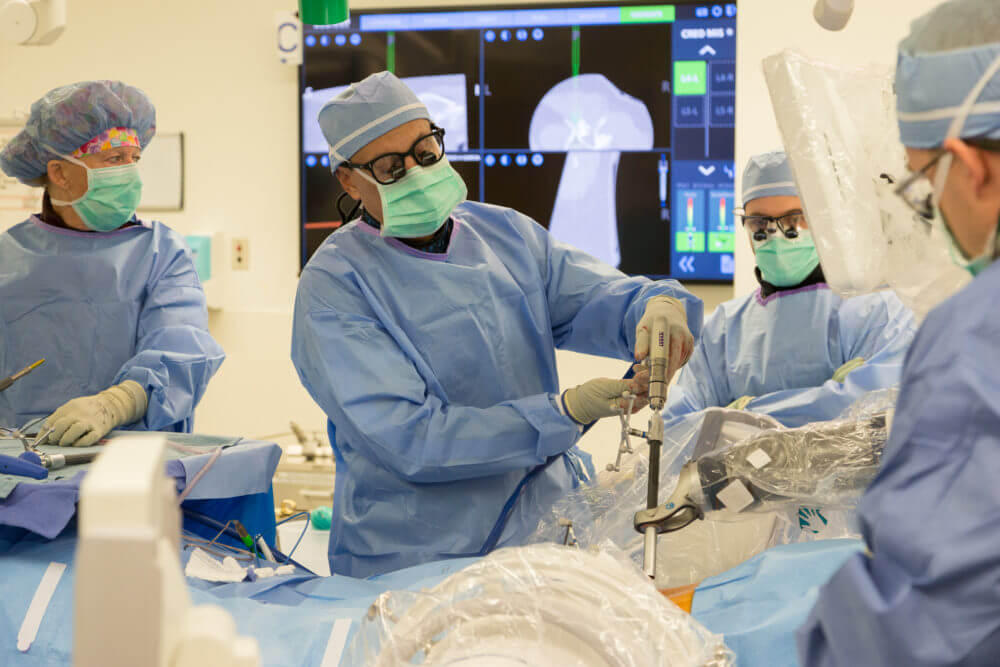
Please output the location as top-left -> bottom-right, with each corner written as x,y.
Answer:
755,229 -> 821,287
359,158 -> 467,238
49,153 -> 142,232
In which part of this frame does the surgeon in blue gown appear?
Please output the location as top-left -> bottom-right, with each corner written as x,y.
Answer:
663,151 -> 916,428
291,72 -> 703,577
800,1 -> 1000,664
0,81 -> 224,446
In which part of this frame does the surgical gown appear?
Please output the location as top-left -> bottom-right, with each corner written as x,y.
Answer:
0,216 -> 224,432
291,200 -> 702,577
798,260 -> 1000,667
664,283 -> 916,427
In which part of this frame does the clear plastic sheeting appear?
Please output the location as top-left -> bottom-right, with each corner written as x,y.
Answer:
533,409 -> 795,586
763,49 -> 969,319
688,388 -> 895,515
533,391 -> 895,587
345,543 -> 733,667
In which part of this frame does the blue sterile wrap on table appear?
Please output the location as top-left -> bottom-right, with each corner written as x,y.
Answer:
0,527 -> 475,666
691,539 -> 864,667
0,432 -> 281,544
1,521 -> 862,667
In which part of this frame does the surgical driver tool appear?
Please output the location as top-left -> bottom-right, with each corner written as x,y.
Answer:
635,314 -> 669,579
0,359 -> 45,392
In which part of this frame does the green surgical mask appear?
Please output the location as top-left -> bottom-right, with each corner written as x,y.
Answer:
49,153 -> 142,232
359,157 -> 467,238
931,155 -> 999,278
943,217 -> 998,277
755,229 -> 820,287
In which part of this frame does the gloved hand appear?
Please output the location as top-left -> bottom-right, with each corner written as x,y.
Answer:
562,370 -> 650,426
727,395 -> 754,410
634,296 -> 694,382
42,380 -> 148,447
832,357 -> 865,383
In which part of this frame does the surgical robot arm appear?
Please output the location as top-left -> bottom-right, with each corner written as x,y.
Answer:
651,413 -> 889,535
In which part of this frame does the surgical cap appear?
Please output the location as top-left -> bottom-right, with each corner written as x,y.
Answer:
0,80 -> 156,185
318,71 -> 430,166
741,151 -> 798,206
896,0 -> 1000,148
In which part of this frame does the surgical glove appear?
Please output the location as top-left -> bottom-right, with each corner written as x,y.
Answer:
43,380 -> 148,447
634,296 -> 693,383
727,395 -> 754,410
832,357 -> 865,383
562,377 -> 648,426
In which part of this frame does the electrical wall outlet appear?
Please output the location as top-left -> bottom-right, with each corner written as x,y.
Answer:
232,238 -> 249,270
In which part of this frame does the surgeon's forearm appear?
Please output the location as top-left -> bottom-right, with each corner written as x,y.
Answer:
338,392 -> 583,484
115,329 -> 225,430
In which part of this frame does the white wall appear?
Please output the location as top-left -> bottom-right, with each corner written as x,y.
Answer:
0,0 -> 940,469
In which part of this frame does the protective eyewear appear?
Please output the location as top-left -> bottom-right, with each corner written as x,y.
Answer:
736,210 -> 807,242
893,150 -> 946,222
344,125 -> 446,185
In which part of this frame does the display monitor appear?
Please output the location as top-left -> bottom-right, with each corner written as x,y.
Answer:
300,1 -> 737,281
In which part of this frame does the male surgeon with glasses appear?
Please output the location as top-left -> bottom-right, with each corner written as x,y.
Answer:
663,151 -> 917,427
291,72 -> 704,577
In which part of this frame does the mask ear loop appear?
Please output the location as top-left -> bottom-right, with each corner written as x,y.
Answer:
932,51 -> 1000,258
41,144 -> 93,207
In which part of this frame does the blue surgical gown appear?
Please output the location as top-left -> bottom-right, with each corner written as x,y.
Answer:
664,283 -> 916,427
798,261 -> 1000,667
291,201 -> 703,577
0,216 -> 224,432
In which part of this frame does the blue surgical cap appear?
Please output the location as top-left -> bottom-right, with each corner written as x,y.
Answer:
896,42 -> 1000,148
895,0 -> 1000,149
741,151 -> 798,206
318,71 -> 430,166
0,80 -> 156,185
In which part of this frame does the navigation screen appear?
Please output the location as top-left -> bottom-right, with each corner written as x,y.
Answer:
300,2 -> 737,281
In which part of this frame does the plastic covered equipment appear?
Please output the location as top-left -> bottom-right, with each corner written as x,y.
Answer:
345,543 -> 733,667
762,50 -> 968,319
532,390 -> 895,587
677,389 -> 894,517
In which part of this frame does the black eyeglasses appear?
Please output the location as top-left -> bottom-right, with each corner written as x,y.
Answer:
893,150 -> 946,221
735,209 -> 807,242
343,125 -> 446,185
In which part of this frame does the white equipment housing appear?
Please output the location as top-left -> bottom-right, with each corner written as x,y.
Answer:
813,0 -> 854,31
763,49 -> 969,320
0,0 -> 65,45
74,434 -> 259,667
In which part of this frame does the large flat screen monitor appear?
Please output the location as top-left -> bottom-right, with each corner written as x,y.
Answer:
300,1 -> 737,281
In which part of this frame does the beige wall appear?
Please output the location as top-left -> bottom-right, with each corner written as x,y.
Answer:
0,0 -> 938,468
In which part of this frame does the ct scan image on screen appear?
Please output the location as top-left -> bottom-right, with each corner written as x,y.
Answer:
300,1 -> 737,282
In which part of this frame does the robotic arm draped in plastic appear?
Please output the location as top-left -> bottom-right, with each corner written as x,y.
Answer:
663,413 -> 888,526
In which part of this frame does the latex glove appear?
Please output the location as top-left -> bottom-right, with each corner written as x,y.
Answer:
42,380 -> 148,447
727,395 -> 754,410
832,357 -> 865,383
562,374 -> 649,426
634,296 -> 694,383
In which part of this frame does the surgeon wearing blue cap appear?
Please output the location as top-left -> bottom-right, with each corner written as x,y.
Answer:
800,1 -> 1000,664
0,81 -> 224,446
663,151 -> 916,427
291,71 -> 703,577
